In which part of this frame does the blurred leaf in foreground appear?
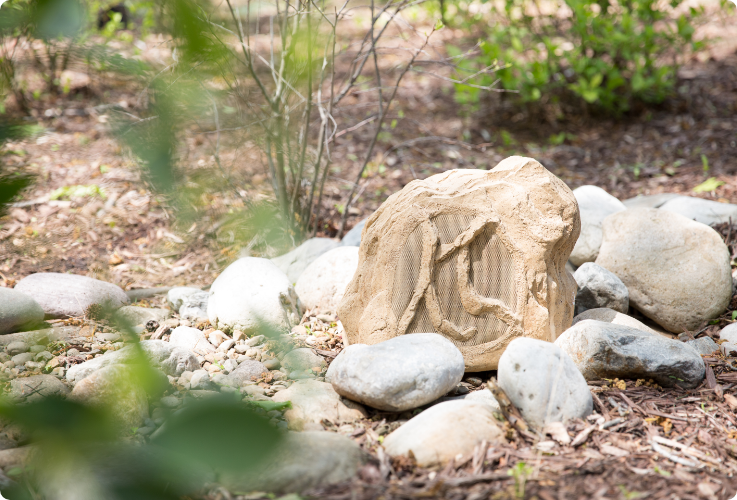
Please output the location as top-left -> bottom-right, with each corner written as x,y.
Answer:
151,394 -> 282,475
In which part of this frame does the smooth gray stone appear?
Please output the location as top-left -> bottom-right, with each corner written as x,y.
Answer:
282,348 -> 326,373
271,379 -> 367,430
66,340 -> 199,383
498,337 -> 592,429
222,431 -> 367,494
555,320 -> 705,388
569,186 -> 626,266
722,343 -> 737,356
14,273 -> 128,318
340,218 -> 368,247
166,287 -> 204,311
660,196 -> 737,226
571,308 -> 658,335
622,193 -> 679,209
125,287 -> 174,301
595,207 -> 731,333
11,352 -> 33,365
295,246 -> 359,312
0,288 -> 44,335
434,388 -> 501,412
686,336 -> 720,356
71,364 -> 149,432
169,326 -> 215,356
382,400 -> 504,467
9,374 -> 70,403
0,326 -> 79,348
574,262 -> 629,315
208,258 -> 300,335
179,292 -> 209,321
227,359 -> 269,386
720,323 -> 737,344
7,341 -> 29,356
114,306 -> 170,327
272,238 -> 340,283
326,333 -> 465,412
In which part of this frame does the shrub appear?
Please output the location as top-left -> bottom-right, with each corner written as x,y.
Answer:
450,0 -> 706,115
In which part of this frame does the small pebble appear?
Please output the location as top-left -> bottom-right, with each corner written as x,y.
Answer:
34,351 -> 53,362
263,358 -> 280,370
466,377 -> 483,387
160,396 -> 180,408
7,342 -> 29,356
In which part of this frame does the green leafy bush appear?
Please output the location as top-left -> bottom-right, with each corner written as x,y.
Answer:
451,0 -> 705,114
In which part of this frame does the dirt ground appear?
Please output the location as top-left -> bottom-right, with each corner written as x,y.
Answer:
2,6 -> 737,499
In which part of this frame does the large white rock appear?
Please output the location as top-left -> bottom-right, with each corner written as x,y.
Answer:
595,208 -> 731,332
223,431 -> 367,494
382,400 -> 504,467
67,339 -> 199,383
14,273 -> 129,318
497,337 -> 592,429
295,246 -> 359,312
271,379 -> 367,430
272,238 -> 340,283
660,196 -> 737,226
555,320 -> 705,389
720,323 -> 737,344
0,288 -> 44,334
207,257 -> 300,335
573,262 -> 629,315
71,364 -> 149,432
622,193 -> 679,209
326,333 -> 465,412
169,326 -> 216,356
571,308 -> 657,335
569,186 -> 626,266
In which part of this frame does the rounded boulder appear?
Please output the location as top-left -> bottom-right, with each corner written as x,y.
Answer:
595,208 -> 731,333
326,333 -> 465,412
208,257 -> 300,335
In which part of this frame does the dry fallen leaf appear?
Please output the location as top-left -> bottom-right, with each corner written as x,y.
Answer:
600,444 -> 629,457
543,421 -> 572,445
724,393 -> 737,410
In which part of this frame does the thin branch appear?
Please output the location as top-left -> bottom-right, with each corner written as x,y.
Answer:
337,25 -> 436,237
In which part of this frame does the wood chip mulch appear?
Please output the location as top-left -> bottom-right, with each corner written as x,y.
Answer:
306,357 -> 737,500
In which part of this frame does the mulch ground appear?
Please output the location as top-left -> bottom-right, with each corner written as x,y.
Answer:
302,370 -> 737,500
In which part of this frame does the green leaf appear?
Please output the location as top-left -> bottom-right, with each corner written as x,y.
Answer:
31,0 -> 86,40
248,400 -> 292,412
731,310 -> 737,321
692,177 -> 724,193
150,396 -> 281,473
0,398 -> 117,444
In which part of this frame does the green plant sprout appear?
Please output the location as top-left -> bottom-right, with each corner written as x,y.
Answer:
508,461 -> 534,499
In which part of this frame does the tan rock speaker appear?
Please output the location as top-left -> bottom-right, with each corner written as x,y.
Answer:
338,156 -> 580,370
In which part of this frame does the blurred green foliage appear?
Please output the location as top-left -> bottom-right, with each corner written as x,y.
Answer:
0,302 -> 284,498
449,0 -> 706,114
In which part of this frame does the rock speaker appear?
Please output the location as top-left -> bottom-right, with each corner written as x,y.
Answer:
338,156 -> 580,370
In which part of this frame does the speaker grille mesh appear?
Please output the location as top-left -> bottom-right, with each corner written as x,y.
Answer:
390,213 -> 517,347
